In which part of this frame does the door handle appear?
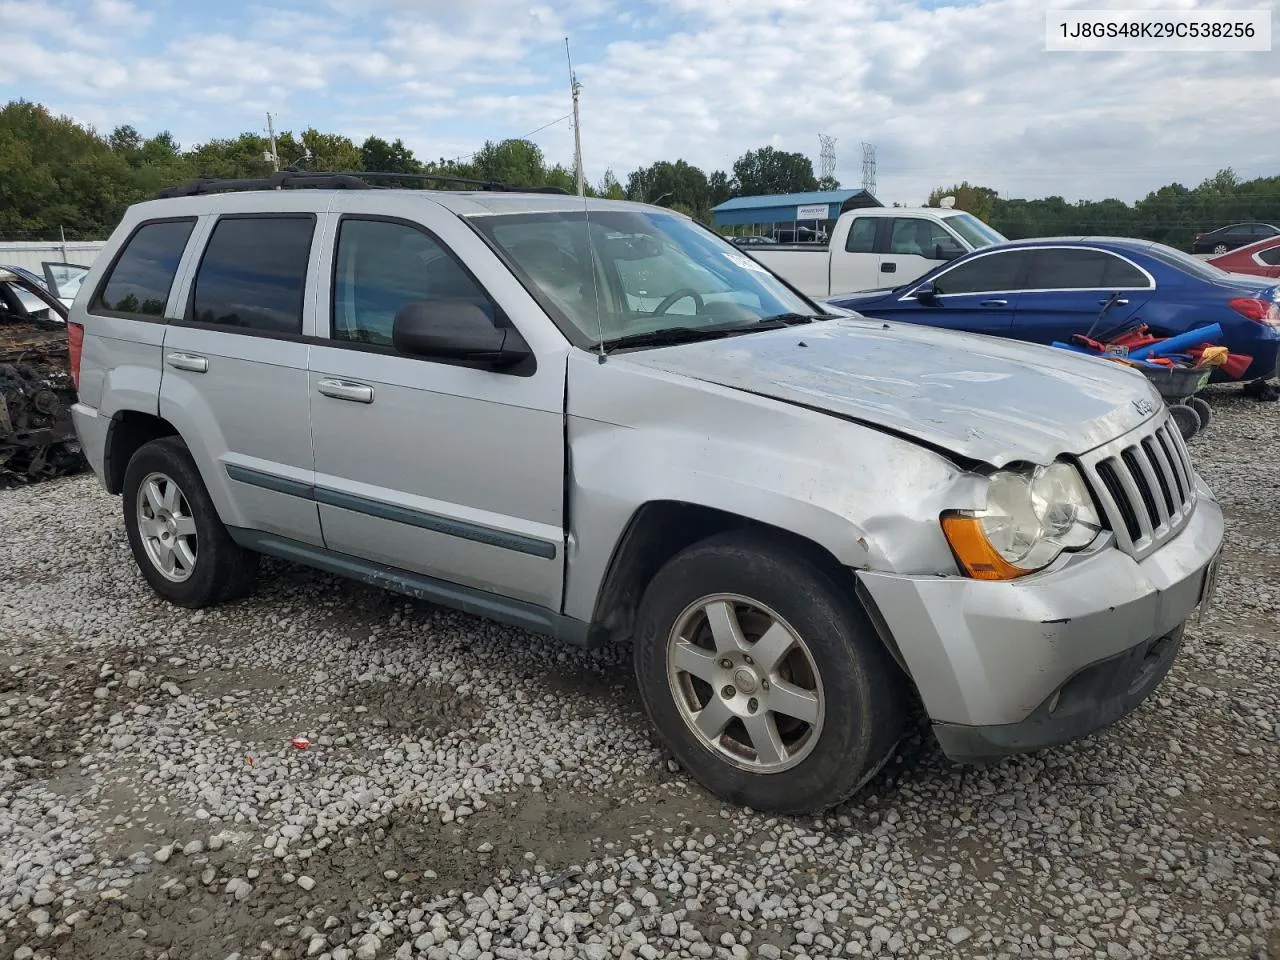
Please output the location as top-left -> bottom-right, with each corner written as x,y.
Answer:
166,352 -> 208,373
316,378 -> 374,404
979,299 -> 1009,307
1098,298 -> 1130,306
880,262 -> 897,273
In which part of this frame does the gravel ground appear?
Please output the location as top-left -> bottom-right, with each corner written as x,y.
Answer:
1,386 -> 1277,960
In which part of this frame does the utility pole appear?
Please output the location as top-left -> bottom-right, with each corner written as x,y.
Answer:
565,38 -> 584,197
266,112 -> 280,172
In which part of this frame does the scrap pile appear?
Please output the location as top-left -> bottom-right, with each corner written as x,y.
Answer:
1052,322 -> 1245,440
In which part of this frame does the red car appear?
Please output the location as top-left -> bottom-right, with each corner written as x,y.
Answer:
1208,234 -> 1280,279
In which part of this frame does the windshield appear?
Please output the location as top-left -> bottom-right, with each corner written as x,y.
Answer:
945,213 -> 1007,248
469,210 -> 821,349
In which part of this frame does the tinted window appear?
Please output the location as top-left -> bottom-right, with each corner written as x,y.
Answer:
844,218 -> 877,253
1026,249 -> 1146,289
1102,255 -> 1149,287
190,217 -> 314,334
932,250 -> 1033,295
332,219 -> 496,346
887,218 -> 963,259
95,219 -> 195,317
1258,247 -> 1280,266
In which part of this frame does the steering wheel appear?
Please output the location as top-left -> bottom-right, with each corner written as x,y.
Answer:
653,288 -> 704,315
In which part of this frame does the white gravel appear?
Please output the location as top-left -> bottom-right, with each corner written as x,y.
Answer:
0,385 -> 1277,960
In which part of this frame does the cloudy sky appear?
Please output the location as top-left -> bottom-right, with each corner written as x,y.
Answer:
3,0 -> 1278,204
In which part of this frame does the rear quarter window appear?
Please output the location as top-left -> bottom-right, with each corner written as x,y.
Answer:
92,219 -> 197,319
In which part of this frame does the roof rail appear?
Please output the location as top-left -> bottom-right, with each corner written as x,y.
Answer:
153,170 -> 572,200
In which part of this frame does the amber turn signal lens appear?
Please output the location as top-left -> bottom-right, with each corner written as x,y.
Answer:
940,513 -> 1029,582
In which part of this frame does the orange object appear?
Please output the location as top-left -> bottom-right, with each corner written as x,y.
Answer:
940,514 -> 1029,581
1192,346 -> 1228,368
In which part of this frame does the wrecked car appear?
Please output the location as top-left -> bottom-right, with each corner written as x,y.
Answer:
1,265 -> 83,485
67,175 -> 1224,812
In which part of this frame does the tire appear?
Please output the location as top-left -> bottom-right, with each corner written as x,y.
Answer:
1168,403 -> 1202,442
122,437 -> 259,608
633,531 -> 907,814
1213,244 -> 1228,254
1186,395 -> 1212,433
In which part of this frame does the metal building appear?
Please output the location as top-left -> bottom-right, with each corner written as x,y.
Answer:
711,189 -> 881,242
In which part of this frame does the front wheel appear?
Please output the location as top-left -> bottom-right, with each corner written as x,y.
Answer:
633,531 -> 907,813
122,437 -> 259,608
1213,243 -> 1228,254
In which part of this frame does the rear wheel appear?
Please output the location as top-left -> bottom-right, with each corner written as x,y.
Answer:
633,531 -> 907,813
122,437 -> 258,608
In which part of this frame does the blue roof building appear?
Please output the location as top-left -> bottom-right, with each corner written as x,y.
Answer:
710,189 -> 881,232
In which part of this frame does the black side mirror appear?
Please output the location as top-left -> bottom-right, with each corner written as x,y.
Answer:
915,282 -> 940,305
933,243 -> 964,261
392,300 -> 532,369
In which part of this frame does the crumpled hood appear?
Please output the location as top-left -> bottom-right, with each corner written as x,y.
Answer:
617,318 -> 1162,466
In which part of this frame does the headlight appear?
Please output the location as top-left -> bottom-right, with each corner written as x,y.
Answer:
941,462 -> 1102,581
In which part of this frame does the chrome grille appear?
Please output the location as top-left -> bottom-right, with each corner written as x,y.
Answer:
1080,412 -> 1197,559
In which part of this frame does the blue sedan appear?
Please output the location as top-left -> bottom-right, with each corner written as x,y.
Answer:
826,237 -> 1280,382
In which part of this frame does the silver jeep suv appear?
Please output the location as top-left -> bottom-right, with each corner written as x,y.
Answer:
67,174 -> 1224,813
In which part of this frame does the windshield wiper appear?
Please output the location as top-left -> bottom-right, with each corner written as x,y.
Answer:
758,312 -> 838,324
601,319 -> 795,350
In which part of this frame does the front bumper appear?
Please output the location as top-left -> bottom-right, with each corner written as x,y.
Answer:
856,475 -> 1223,762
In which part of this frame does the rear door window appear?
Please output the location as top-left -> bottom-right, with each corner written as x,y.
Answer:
93,219 -> 196,318
1258,247 -> 1280,266
188,216 -> 315,335
1026,249 -> 1150,289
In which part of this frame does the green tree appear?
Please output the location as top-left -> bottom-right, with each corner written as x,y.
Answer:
708,170 -> 731,208
298,128 -> 362,171
471,139 -> 548,187
730,147 -> 818,197
625,160 -> 711,219
359,135 -> 420,174
598,168 -> 625,200
926,181 -> 1000,222
816,175 -> 841,191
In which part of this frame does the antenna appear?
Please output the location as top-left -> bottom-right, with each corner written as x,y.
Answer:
818,134 -> 838,182
860,141 -> 877,196
565,37 -> 585,198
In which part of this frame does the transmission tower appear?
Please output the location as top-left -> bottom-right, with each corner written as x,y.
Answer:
860,141 -> 877,196
818,134 -> 838,182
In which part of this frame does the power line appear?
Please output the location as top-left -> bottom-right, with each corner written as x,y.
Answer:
447,114 -> 573,164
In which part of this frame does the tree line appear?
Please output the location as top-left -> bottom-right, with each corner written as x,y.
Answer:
0,100 -> 832,240
2,99 -> 1276,252
929,170 -> 1280,251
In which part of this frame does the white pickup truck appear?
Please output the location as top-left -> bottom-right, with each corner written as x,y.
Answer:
748,206 -> 1009,298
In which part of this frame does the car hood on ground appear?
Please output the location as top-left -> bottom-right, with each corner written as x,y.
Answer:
617,318 -> 1160,467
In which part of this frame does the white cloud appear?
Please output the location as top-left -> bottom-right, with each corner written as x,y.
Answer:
2,0 -> 1276,203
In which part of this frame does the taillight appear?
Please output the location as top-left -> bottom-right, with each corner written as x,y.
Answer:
1228,297 -> 1280,325
67,321 -> 84,392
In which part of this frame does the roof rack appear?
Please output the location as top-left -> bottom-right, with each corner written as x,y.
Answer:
154,170 -> 572,200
